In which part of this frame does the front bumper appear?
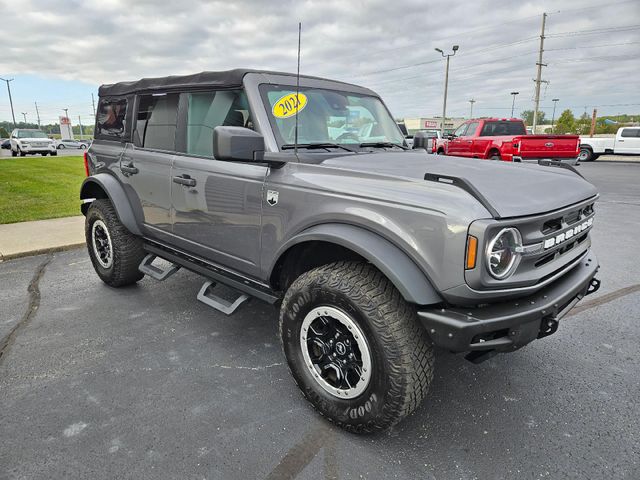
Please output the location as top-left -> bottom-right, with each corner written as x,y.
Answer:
418,251 -> 599,358
20,145 -> 56,152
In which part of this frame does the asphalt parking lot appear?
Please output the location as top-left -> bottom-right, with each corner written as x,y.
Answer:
1,161 -> 639,479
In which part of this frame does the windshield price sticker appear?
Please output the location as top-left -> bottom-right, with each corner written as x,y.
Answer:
272,92 -> 308,118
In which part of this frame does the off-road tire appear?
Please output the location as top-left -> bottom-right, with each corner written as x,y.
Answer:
279,261 -> 434,433
11,148 -> 17,157
85,199 -> 145,287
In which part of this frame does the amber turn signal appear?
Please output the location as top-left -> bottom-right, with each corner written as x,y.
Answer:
465,235 -> 478,270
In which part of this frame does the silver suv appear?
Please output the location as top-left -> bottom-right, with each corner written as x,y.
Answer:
81,69 -> 600,433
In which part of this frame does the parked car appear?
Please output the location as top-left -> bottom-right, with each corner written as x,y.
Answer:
578,127 -> 640,161
10,129 -> 57,156
81,69 -> 600,433
433,118 -> 580,164
1,139 -> 10,149
56,138 -> 89,149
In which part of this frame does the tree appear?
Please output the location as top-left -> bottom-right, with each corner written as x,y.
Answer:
576,113 -> 591,135
554,109 -> 575,134
0,127 -> 8,138
520,110 -> 546,126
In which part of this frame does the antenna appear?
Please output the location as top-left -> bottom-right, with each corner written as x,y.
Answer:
294,22 -> 301,156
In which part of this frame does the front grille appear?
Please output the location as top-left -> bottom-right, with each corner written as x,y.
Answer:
466,196 -> 597,291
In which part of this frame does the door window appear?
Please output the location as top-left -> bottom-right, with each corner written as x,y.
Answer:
185,90 -> 250,157
96,98 -> 128,138
621,128 -> 640,138
452,124 -> 468,137
135,93 -> 180,151
465,122 -> 479,136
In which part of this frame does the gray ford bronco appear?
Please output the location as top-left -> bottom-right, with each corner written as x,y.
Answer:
81,69 -> 601,433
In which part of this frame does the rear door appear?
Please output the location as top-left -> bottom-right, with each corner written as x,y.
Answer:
617,128 -> 640,154
170,89 -> 267,277
119,92 -> 180,236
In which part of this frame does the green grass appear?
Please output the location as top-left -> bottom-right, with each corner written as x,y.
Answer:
0,155 -> 85,224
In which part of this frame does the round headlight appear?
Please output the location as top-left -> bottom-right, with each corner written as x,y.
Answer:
486,228 -> 522,279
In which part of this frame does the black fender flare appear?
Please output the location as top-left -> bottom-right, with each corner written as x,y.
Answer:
80,173 -> 142,236
272,224 -> 442,306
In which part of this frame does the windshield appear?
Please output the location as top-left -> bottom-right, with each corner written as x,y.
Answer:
260,85 -> 405,149
18,130 -> 47,139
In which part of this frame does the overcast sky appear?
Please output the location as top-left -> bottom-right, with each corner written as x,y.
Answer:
1,0 -> 639,125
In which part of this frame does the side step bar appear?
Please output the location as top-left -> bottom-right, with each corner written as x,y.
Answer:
142,241 -> 280,305
197,281 -> 249,315
138,253 -> 181,280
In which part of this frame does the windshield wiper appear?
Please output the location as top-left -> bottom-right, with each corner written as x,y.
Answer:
281,143 -> 357,153
359,142 -> 408,150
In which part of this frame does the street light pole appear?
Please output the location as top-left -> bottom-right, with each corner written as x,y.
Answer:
469,99 -> 476,119
435,45 -> 459,136
510,91 -> 519,118
21,112 -> 27,124
551,98 -> 559,133
0,77 -> 17,127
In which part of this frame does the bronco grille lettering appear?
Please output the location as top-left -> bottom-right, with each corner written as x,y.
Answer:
543,218 -> 593,249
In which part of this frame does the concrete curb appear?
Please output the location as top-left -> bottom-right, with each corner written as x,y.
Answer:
0,242 -> 85,262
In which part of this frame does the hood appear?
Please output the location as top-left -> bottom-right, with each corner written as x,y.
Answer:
320,151 -> 598,218
19,137 -> 53,142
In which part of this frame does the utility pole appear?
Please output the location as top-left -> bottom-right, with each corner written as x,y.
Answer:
589,109 -> 597,137
78,116 -> 84,139
551,98 -> 559,133
91,93 -> 96,117
532,12 -> 547,131
510,92 -> 519,118
34,102 -> 41,127
435,45 -> 459,136
21,112 -> 27,124
469,99 -> 476,118
0,77 -> 16,127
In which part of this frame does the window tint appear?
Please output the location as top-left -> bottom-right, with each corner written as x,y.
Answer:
186,90 -> 250,157
97,98 -> 127,138
135,93 -> 179,151
453,124 -> 468,137
465,122 -> 479,136
621,128 -> 640,138
480,121 -> 527,136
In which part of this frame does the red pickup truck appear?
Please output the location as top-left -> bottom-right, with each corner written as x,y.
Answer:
432,118 -> 580,164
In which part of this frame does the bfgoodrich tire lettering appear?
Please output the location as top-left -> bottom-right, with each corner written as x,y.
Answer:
85,199 -> 145,287
279,261 -> 434,433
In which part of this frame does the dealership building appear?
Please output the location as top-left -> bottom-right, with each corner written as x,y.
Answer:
403,117 -> 466,135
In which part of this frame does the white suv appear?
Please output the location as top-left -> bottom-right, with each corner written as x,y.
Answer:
10,129 -> 57,157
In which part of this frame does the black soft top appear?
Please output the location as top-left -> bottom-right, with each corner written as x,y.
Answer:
98,69 -> 370,97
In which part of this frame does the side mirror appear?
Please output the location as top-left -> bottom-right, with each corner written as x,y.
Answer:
446,134 -> 455,140
412,131 -> 433,150
213,126 -> 265,162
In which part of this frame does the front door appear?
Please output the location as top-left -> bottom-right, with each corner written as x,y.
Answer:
170,89 -> 267,277
617,128 -> 640,154
447,123 -> 470,156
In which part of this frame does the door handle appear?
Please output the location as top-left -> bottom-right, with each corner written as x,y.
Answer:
467,140 -> 473,143
173,175 -> 196,187
120,163 -> 139,175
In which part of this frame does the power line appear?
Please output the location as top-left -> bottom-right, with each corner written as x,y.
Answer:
547,24 -> 640,38
548,0 -> 637,16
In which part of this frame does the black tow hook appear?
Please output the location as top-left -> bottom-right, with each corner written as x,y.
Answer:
586,278 -> 601,296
